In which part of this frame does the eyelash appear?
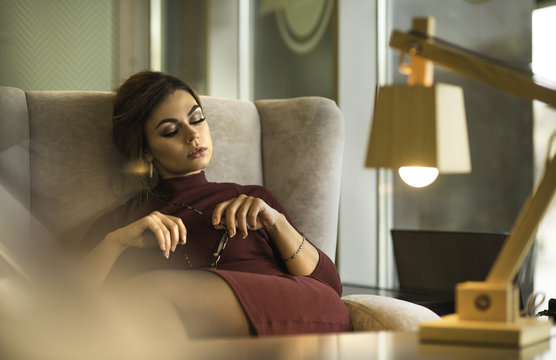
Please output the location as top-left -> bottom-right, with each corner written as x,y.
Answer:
191,117 -> 206,125
161,117 -> 206,137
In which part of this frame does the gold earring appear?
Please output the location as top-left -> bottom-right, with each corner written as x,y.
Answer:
149,162 -> 153,178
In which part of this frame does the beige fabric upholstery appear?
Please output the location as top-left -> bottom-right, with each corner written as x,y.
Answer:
0,86 -> 30,210
27,91 -> 124,245
202,96 -> 263,186
342,295 -> 440,331
257,98 -> 344,259
0,86 -> 439,332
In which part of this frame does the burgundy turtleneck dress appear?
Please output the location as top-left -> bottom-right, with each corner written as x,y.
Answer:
81,172 -> 352,335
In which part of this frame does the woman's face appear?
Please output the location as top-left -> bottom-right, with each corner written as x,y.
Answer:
143,90 -> 212,178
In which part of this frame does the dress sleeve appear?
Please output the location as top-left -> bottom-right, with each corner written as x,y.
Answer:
308,247 -> 343,296
242,185 -> 343,296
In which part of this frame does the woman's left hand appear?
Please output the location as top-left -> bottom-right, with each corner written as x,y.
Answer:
212,195 -> 281,238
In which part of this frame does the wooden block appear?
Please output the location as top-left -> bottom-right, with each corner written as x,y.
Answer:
456,281 -> 518,322
408,17 -> 436,86
420,314 -> 553,348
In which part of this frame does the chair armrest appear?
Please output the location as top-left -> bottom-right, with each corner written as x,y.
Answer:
341,294 -> 440,332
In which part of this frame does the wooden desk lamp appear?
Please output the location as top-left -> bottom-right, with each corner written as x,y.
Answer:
368,17 -> 555,347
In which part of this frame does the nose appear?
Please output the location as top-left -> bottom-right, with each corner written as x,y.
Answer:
186,125 -> 199,144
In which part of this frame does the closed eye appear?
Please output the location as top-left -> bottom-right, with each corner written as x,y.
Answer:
162,129 -> 178,137
190,117 -> 206,125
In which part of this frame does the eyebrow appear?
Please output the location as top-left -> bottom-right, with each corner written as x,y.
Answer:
188,104 -> 200,116
154,104 -> 200,129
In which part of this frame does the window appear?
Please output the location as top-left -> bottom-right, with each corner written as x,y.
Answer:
532,3 -> 556,311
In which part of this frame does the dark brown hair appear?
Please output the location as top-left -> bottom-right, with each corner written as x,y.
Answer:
112,71 -> 201,189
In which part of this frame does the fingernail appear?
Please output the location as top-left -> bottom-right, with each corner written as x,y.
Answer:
165,252 -> 169,259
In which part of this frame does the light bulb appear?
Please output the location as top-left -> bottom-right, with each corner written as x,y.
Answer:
398,166 -> 439,188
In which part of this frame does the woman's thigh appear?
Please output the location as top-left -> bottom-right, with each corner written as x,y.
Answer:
123,270 -> 252,338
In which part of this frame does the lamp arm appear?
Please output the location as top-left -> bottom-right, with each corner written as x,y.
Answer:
389,30 -> 556,108
389,28 -> 556,284
487,151 -> 556,283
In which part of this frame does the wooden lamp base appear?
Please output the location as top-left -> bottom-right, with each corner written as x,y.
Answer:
420,314 -> 553,348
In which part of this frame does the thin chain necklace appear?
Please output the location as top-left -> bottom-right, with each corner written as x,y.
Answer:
150,192 -> 229,269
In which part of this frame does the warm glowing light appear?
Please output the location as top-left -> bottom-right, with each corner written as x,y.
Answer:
398,166 -> 439,188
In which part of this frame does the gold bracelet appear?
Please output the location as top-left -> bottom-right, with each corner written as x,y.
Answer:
282,236 -> 306,262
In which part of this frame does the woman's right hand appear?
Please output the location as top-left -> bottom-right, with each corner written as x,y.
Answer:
107,211 -> 187,259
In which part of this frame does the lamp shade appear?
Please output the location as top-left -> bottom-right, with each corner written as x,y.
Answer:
365,83 -> 471,174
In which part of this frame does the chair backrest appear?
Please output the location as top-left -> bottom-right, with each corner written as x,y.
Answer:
0,87 -> 344,260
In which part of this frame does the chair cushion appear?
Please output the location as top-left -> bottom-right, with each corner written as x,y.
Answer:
256,97 -> 344,259
342,294 -> 440,331
200,96 -> 263,186
27,91 -> 127,246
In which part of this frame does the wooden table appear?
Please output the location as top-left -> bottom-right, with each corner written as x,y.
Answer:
64,329 -> 549,360
3,318 -> 554,359
182,330 -> 555,360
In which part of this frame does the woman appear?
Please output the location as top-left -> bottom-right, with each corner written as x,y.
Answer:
80,71 -> 352,338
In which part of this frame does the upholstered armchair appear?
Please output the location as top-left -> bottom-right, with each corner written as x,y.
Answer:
0,86 -> 438,333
